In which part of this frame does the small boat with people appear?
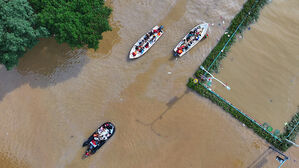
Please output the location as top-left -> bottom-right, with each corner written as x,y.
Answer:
129,25 -> 164,59
82,122 -> 115,159
173,23 -> 209,57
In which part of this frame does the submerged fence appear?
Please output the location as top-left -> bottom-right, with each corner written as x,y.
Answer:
188,0 -> 299,152
201,82 -> 281,142
206,0 -> 259,72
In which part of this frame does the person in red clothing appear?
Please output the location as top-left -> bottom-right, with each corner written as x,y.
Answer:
177,49 -> 183,54
178,45 -> 184,51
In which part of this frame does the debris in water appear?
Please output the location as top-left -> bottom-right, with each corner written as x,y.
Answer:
218,23 -> 221,26
239,35 -> 242,38
228,34 -> 230,37
224,32 -> 228,34
222,20 -> 225,24
248,26 -> 251,30
211,23 -> 214,26
242,124 -> 245,127
168,72 -> 172,75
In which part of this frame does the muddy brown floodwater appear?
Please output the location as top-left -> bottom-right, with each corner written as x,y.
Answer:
213,0 -> 299,131
0,0 -> 298,168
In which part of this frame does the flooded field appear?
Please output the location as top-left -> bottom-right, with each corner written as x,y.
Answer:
0,0 -> 298,167
213,0 -> 299,131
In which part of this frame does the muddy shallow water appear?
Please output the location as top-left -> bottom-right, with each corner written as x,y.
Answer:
213,0 -> 299,131
0,0 -> 298,167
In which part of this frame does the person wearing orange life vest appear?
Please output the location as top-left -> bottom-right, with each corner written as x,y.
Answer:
93,133 -> 99,141
132,51 -> 137,56
177,45 -> 183,54
177,49 -> 183,54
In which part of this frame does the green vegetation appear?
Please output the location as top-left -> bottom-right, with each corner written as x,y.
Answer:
188,0 -> 299,151
195,0 -> 268,77
0,0 -> 112,70
280,110 -> 299,150
0,0 -> 48,70
30,0 -> 112,49
188,79 -> 286,151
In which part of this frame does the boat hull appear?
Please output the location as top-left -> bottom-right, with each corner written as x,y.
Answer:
129,25 -> 164,59
173,23 -> 209,57
82,122 -> 115,159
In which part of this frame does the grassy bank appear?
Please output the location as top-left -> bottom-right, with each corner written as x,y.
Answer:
187,0 -> 299,152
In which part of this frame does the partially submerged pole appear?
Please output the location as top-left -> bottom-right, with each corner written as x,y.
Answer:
285,139 -> 299,147
200,66 -> 231,90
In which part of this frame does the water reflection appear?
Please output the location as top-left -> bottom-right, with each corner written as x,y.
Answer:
87,14 -> 122,58
0,38 -> 88,100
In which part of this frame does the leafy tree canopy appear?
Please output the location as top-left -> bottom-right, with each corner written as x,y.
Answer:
30,0 -> 112,49
0,0 -> 48,70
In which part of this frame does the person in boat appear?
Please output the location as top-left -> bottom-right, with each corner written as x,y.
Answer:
132,51 -> 137,56
158,25 -> 164,32
197,27 -> 203,35
145,42 -> 149,48
176,49 -> 183,55
93,133 -> 100,141
90,139 -> 99,149
100,133 -> 111,141
188,31 -> 194,38
176,45 -> 185,55
149,31 -> 154,36
150,35 -> 156,43
186,35 -> 191,42
144,33 -> 150,41
178,45 -> 184,51
184,45 -> 189,50
98,127 -> 109,136
196,31 -> 201,37
98,127 -> 111,140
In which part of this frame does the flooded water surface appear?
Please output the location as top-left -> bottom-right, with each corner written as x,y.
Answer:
0,0 -> 298,167
213,0 -> 299,131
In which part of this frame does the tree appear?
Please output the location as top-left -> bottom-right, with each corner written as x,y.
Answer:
30,0 -> 112,49
0,0 -> 48,70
